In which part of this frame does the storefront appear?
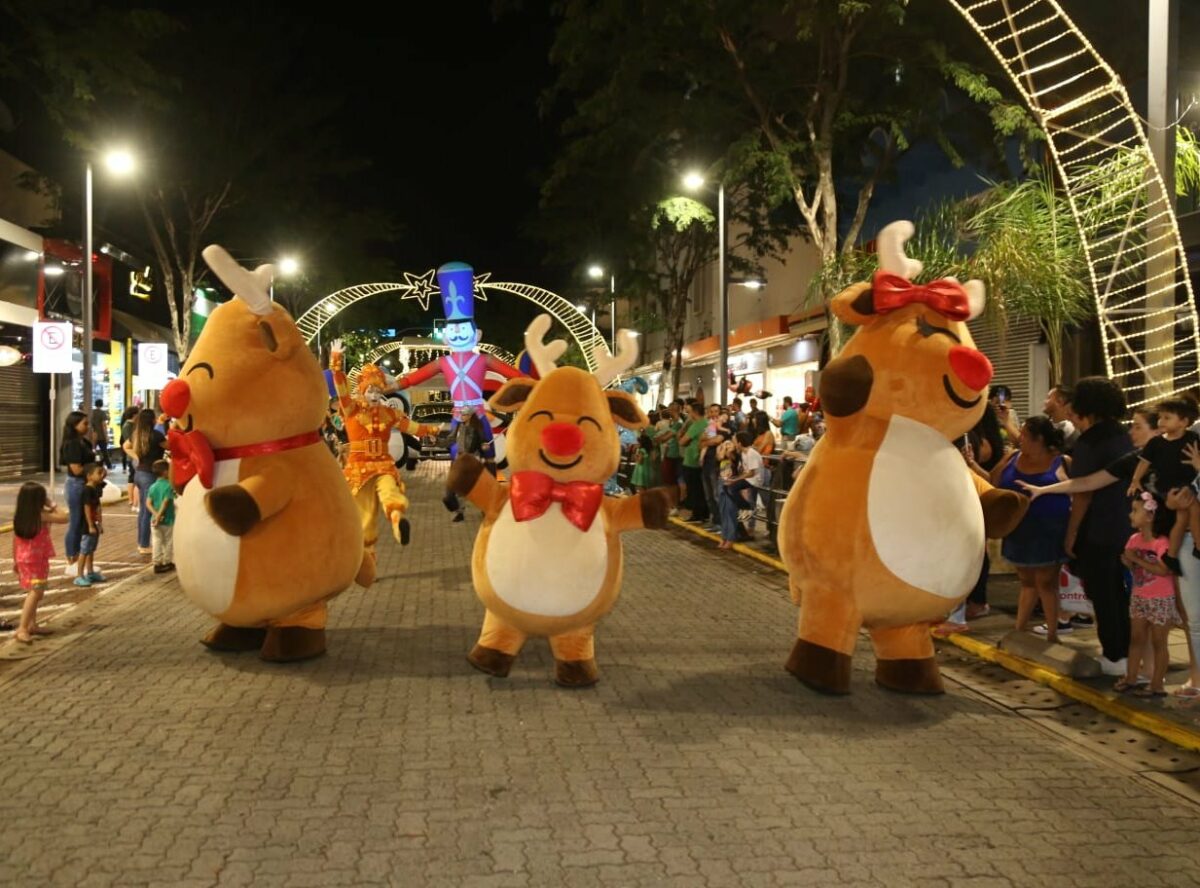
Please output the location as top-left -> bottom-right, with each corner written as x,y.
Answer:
765,337 -> 821,411
0,219 -> 44,479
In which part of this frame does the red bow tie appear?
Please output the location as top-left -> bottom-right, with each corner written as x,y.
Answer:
168,428 -> 214,490
509,471 -> 604,532
168,428 -> 323,490
872,271 -> 970,321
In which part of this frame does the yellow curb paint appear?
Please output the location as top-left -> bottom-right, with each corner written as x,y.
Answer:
942,631 -> 1200,754
668,513 -> 1200,752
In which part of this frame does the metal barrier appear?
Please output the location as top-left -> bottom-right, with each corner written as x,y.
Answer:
750,453 -> 806,554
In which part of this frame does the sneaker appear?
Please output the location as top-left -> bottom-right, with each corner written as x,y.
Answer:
73,576 -> 93,587
1033,621 -> 1073,636
63,563 -> 77,578
164,562 -> 176,572
86,572 -> 106,583
1098,656 -> 1128,676
965,603 -> 990,620
1069,614 -> 1094,626
137,547 -> 152,556
153,564 -> 170,574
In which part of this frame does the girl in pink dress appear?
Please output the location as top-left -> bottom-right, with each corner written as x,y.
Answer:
1117,492 -> 1183,696
11,483 -> 68,644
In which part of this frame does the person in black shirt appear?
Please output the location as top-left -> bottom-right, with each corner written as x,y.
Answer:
1128,395 -> 1200,567
59,410 -> 96,575
1066,377 -> 1134,675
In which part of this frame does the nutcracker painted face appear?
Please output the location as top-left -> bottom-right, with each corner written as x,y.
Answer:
357,364 -> 389,405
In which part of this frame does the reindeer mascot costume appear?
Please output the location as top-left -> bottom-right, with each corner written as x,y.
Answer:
777,221 -> 1027,695
447,315 -> 676,687
329,347 -> 437,552
162,246 -> 374,662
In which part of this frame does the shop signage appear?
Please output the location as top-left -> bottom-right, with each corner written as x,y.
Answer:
138,342 -> 170,389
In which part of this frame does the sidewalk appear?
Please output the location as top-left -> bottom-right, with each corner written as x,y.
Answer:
670,517 -> 1200,749
0,466 -> 151,644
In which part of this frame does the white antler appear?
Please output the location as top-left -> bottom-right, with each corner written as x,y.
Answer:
876,220 -> 923,280
524,313 -> 567,377
593,329 -> 639,390
202,244 -> 274,316
962,279 -> 986,321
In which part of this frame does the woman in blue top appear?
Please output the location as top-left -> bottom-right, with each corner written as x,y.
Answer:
991,416 -> 1072,642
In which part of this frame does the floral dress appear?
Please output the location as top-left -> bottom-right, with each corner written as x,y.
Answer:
14,525 -> 55,589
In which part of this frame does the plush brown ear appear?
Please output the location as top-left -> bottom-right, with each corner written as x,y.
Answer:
605,390 -> 648,429
819,354 -> 873,417
830,281 -> 876,327
258,311 -> 298,359
489,378 -> 537,412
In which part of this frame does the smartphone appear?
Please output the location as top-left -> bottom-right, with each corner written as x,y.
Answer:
997,391 -> 1007,405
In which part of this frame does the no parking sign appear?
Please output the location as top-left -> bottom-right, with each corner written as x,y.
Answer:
32,321 -> 73,373
138,342 -> 170,389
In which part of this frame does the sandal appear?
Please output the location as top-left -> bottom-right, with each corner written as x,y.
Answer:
1172,685 -> 1200,698
1133,687 -> 1168,698
1113,677 -> 1136,693
0,620 -> 15,632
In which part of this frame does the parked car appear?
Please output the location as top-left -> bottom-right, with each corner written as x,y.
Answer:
412,403 -> 455,459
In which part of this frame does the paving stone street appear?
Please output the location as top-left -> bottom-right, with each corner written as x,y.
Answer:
2,462 -> 1199,887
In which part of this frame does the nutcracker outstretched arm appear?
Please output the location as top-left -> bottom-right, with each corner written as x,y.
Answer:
394,360 -> 443,391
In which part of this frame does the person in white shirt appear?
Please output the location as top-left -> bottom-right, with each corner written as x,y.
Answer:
716,432 -> 768,548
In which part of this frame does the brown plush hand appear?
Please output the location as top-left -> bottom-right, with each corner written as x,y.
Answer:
447,454 -> 485,496
639,486 -> 678,529
979,488 -> 1028,539
206,485 -> 262,536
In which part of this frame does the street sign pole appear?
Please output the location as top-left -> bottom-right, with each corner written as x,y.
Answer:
49,372 -> 56,501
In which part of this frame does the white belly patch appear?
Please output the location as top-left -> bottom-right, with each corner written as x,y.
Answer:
174,458 -> 242,616
867,416 -> 984,599
485,502 -> 608,617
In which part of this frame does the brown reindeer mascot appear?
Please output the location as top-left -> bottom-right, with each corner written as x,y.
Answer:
161,245 -> 374,662
778,221 -> 1027,695
446,315 -> 675,687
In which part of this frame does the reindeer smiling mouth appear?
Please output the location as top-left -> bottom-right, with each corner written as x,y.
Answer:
538,450 -> 583,470
941,376 -> 981,410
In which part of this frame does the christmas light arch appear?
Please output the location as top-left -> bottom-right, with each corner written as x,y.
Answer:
295,275 -> 605,373
946,0 -> 1198,406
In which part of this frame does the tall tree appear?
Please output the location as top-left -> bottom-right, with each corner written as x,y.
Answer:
541,0 -> 1040,352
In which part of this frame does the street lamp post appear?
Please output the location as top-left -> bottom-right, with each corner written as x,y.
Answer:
82,149 -> 136,416
587,264 -> 618,353
682,172 -> 728,407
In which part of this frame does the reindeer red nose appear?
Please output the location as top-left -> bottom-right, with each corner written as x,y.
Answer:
160,379 -> 191,418
948,345 -> 993,392
541,422 -> 584,456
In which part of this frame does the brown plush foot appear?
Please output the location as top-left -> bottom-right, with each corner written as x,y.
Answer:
467,644 -> 515,677
785,638 -> 852,695
555,658 -> 599,688
200,623 -> 268,652
875,657 -> 945,694
259,626 -> 326,662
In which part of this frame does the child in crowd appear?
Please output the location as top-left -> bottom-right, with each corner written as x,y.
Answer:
1117,492 -> 1183,697
11,482 -> 69,643
630,433 -> 654,493
77,464 -> 108,587
145,459 -> 176,574
1127,395 -> 1200,572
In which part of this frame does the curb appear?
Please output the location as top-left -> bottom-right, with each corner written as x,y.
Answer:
668,514 -> 1200,754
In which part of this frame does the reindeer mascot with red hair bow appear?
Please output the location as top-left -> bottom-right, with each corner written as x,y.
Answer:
446,315 -> 676,687
328,346 -> 438,553
161,246 -> 374,662
778,221 -> 1027,695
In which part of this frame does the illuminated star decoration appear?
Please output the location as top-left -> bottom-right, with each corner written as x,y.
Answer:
400,269 -> 437,311
472,272 -> 490,302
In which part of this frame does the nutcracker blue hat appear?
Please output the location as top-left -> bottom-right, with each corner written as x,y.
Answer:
437,261 -> 476,322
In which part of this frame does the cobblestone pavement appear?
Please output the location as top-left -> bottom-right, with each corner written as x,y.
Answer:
1,462 -> 1199,887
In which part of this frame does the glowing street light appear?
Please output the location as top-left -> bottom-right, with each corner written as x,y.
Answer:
587,264 -> 605,280
680,167 -> 728,406
279,256 -> 300,276
82,146 -> 138,411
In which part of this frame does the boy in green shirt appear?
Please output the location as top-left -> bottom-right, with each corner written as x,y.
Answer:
678,401 -> 710,522
146,460 -> 176,574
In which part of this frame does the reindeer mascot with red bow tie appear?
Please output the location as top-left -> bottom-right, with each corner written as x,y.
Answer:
778,221 -> 1027,695
446,315 -> 676,687
162,245 -> 374,662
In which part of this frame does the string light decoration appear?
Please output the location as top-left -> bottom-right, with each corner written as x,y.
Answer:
946,0 -> 1199,407
296,275 -> 607,372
